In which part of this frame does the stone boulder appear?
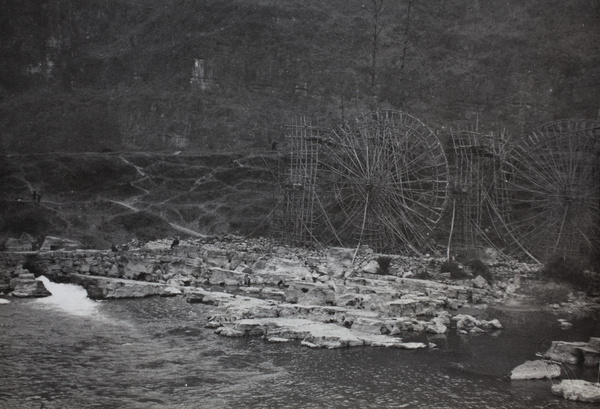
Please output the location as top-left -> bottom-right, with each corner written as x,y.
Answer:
284,280 -> 336,305
480,319 -> 503,330
580,337 -> 600,366
360,260 -> 380,275
203,248 -> 231,268
0,268 -> 12,293
386,296 -> 445,317
543,341 -> 587,364
214,317 -> 424,349
144,240 -> 172,251
453,314 -> 502,333
551,380 -> 600,403
326,247 -> 354,278
119,258 -> 152,280
578,345 -> 600,366
71,274 -> 181,299
4,234 -> 34,251
254,257 -> 310,276
395,317 -> 428,332
39,236 -> 82,251
10,267 -> 51,298
250,257 -> 312,286
472,275 -> 489,289
351,316 -> 389,334
208,268 -> 246,286
426,316 -> 449,334
509,360 -> 561,380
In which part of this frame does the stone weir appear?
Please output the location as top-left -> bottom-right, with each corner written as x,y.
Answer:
0,237 -> 539,349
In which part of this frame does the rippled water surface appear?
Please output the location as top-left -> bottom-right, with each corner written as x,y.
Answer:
1,280 -> 598,409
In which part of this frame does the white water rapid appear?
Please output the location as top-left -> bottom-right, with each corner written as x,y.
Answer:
35,276 -> 99,317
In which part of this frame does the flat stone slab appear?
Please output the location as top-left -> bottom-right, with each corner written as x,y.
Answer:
544,341 -> 588,364
551,380 -> 600,403
71,274 -> 187,299
215,317 -> 427,349
510,360 -> 561,380
576,345 -> 600,367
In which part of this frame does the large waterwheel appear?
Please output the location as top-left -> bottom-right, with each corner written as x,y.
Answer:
319,110 -> 449,254
501,119 -> 600,262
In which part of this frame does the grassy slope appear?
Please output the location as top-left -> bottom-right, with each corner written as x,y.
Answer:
0,151 -> 281,248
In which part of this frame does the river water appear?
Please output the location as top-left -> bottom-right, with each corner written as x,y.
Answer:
0,278 -> 598,409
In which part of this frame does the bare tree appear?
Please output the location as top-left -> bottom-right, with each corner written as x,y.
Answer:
399,0 -> 414,72
366,0 -> 386,98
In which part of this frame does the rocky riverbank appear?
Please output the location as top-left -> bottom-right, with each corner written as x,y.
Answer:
2,235 -> 600,404
508,337 -> 600,403
1,236 -> 599,346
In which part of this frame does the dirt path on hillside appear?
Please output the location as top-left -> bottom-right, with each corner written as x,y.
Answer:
108,199 -> 207,238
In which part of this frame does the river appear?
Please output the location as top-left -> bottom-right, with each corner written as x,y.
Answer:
0,278 -> 598,409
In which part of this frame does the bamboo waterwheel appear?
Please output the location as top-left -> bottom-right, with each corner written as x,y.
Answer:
319,110 -> 449,254
501,119 -> 600,262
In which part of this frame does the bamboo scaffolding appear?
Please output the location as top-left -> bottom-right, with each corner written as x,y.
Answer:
277,117 -> 324,246
446,125 -> 512,259
277,115 -> 598,263
317,110 -> 449,254
499,119 -> 600,262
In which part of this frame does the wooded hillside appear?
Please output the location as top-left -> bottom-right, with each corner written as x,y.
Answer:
1,0 -> 599,153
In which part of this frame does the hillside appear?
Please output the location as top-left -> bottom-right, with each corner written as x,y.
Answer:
0,151 -> 281,248
1,0 -> 599,153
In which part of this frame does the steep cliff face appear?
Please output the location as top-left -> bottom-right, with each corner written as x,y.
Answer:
1,0 -> 599,153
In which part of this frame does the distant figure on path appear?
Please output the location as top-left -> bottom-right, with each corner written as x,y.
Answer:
171,237 -> 180,249
271,140 -> 278,151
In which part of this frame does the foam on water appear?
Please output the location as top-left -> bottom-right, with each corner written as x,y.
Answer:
35,275 -> 99,317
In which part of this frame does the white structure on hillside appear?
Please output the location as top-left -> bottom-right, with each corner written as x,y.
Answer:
190,58 -> 209,91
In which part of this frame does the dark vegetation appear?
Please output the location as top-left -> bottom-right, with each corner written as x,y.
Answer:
1,0 -> 599,153
0,152 -> 280,249
376,256 -> 392,275
100,211 -> 174,243
465,259 -> 493,284
542,255 -> 590,291
440,260 -> 470,280
440,259 -> 494,283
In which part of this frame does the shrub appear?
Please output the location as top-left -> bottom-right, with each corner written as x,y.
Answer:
466,259 -> 493,284
376,256 -> 392,275
109,211 -> 176,242
414,270 -> 431,280
441,260 -> 470,279
542,255 -> 589,290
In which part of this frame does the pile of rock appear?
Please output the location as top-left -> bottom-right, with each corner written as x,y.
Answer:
510,337 -> 600,403
551,380 -> 600,403
182,257 -> 505,349
543,337 -> 600,367
452,314 -> 503,334
3,266 -> 51,298
188,288 -> 433,349
1,236 -> 553,353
